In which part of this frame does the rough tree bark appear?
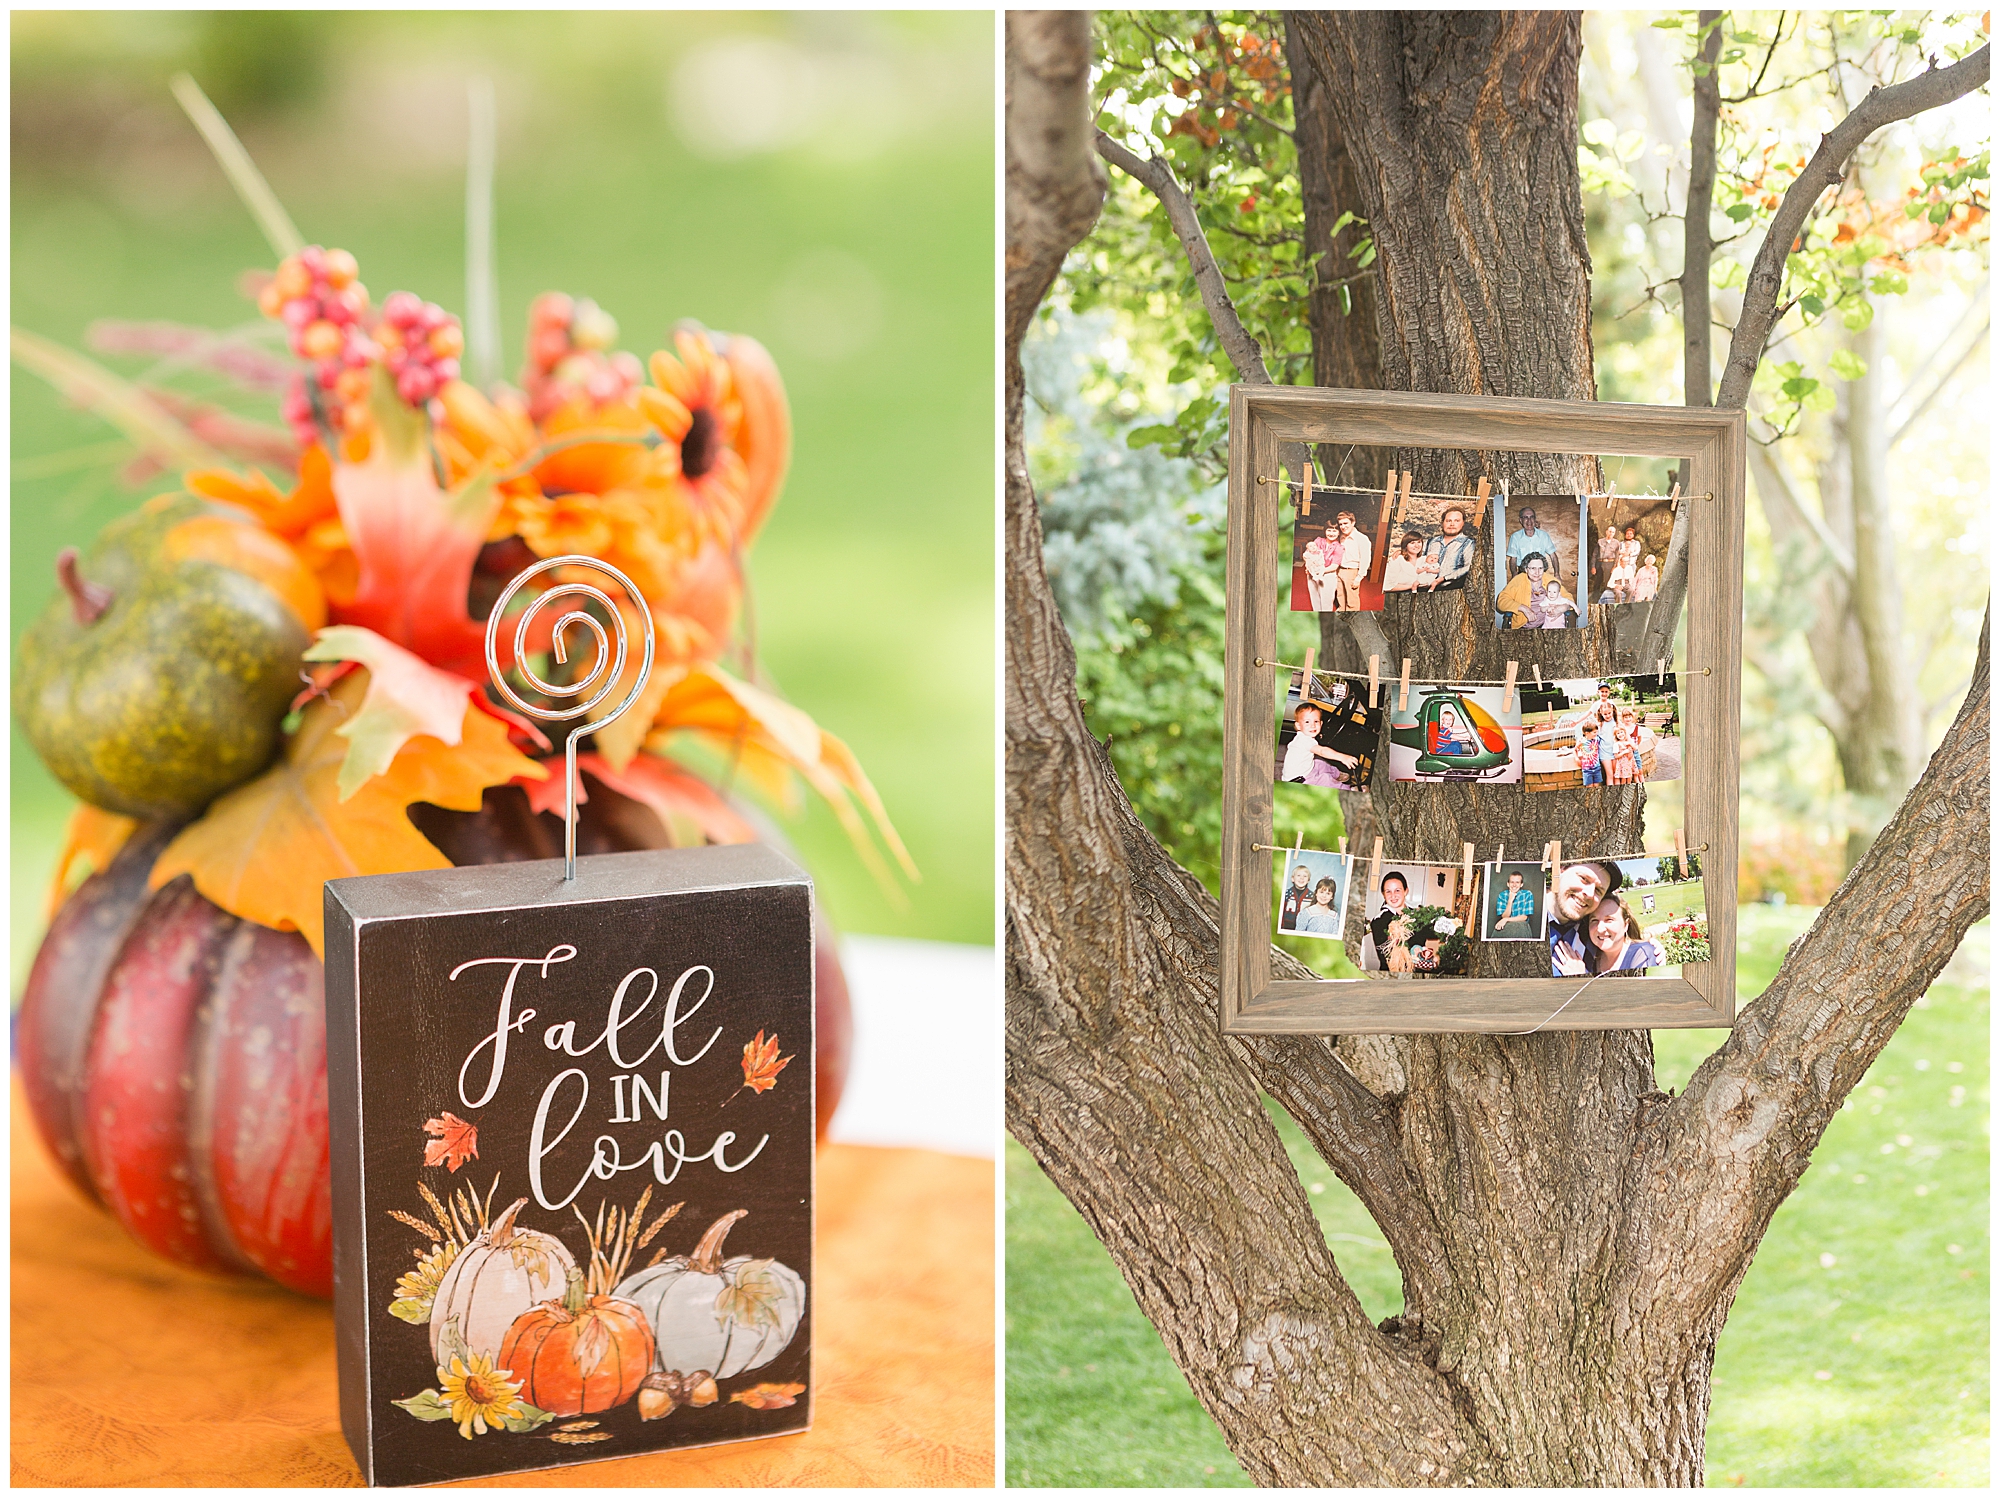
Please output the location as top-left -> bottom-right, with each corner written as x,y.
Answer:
1006,10 -> 1992,1484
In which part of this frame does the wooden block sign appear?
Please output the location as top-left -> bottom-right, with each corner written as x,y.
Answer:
325,843 -> 815,1486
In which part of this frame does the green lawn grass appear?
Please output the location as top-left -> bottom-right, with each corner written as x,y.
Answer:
10,13 -> 995,995
1005,905 -> 1990,1486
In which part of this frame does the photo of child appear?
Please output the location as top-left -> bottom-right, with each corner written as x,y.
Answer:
1362,863 -> 1466,974
1479,861 -> 1548,941
1493,492 -> 1586,630
1277,848 -> 1353,942
1586,492 -> 1676,610
1289,488 -> 1389,613
1380,490 -> 1485,595
1385,683 -> 1523,785
1520,676 -> 1681,791
1275,670 -> 1382,791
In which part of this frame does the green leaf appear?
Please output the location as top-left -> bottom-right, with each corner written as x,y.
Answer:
393,1389 -> 455,1423
388,1298 -> 432,1325
1800,294 -> 1825,316
1329,209 -> 1361,236
1929,202 -> 1952,224
436,1314 -> 470,1372
1355,242 -> 1377,269
1828,349 -> 1868,381
501,1403 -> 556,1433
1780,376 -> 1820,400
1869,272 -> 1909,296
1126,424 -> 1178,450
1840,300 -> 1875,332
1802,383 -> 1837,414
1725,203 -> 1755,222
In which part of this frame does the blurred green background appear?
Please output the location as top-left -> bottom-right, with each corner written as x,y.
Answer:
10,10 -> 996,990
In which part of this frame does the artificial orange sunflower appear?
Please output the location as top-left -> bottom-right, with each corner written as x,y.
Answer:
639,328 -> 750,539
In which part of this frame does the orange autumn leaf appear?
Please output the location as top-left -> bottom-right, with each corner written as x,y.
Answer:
422,1112 -> 479,1172
149,670 -> 546,956
740,1031 -> 793,1095
729,1382 -> 805,1410
47,804 -> 139,918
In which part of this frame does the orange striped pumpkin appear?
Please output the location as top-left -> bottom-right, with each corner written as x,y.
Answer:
499,1270 -> 655,1417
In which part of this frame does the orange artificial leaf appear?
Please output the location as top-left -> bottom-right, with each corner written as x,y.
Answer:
149,671 -> 546,956
422,1112 -> 479,1172
303,625 -> 476,799
729,1382 -> 805,1410
330,398 -> 500,677
576,752 -> 758,848
740,1031 -> 793,1095
47,804 -> 139,918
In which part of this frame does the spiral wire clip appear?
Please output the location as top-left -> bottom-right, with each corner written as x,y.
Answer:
484,555 -> 657,880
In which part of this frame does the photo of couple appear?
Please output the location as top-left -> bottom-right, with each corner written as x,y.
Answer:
1362,864 -> 1467,975
1382,491 -> 1483,595
1521,676 -> 1682,790
1547,856 -> 1708,977
1480,861 -> 1549,942
1277,848 -> 1353,941
1492,493 -> 1587,630
1289,487 -> 1388,613
1587,492 -> 1674,608
1275,669 -> 1382,790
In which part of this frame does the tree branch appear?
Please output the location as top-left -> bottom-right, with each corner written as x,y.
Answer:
1679,11 -> 1724,408
1094,128 -> 1275,385
1748,431 -> 1855,582
1649,607 -> 1989,1303
1715,43 -> 1992,410
1005,12 -> 1110,361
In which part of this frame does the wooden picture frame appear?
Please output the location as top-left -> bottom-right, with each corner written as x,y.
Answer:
1221,386 -> 1745,1035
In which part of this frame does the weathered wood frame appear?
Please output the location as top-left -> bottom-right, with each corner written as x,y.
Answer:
1221,386 -> 1746,1035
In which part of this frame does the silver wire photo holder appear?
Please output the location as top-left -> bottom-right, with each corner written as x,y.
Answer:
483,554 -> 657,879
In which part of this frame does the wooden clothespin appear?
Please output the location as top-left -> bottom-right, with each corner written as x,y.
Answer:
1398,657 -> 1412,712
1398,470 -> 1415,522
1380,470 -> 1398,526
1550,840 -> 1563,884
1301,459 -> 1313,518
1368,653 -> 1381,708
1462,842 -> 1474,893
1338,835 -> 1348,856
1368,835 -> 1384,895
1299,645 -> 1317,704
1496,842 -> 1505,869
1502,660 -> 1519,713
1533,662 -> 1544,691
1668,480 -> 1681,513
1673,827 -> 1686,867
1470,476 -> 1492,528
1656,657 -> 1667,685
1296,826 -> 1306,851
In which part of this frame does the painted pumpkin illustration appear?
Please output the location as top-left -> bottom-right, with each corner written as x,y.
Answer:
430,1198 -> 575,1366
615,1210 -> 806,1386
499,1267 -> 656,1416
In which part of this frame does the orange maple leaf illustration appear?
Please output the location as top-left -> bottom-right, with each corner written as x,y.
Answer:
740,1031 -> 794,1095
422,1112 -> 479,1172
729,1381 -> 806,1410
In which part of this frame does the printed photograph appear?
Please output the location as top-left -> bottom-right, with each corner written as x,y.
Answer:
1480,861 -> 1549,942
1277,848 -> 1353,941
1362,863 -> 1467,975
1381,489 -> 1486,595
1521,675 -> 1682,789
1547,855 -> 1708,976
1493,492 -> 1585,630
1386,684 -> 1523,785
1586,492 -> 1674,608
1289,487 -> 1389,613
1275,669 -> 1382,790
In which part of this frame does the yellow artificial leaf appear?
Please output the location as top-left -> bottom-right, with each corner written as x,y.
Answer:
149,671 -> 545,954
303,625 -> 475,799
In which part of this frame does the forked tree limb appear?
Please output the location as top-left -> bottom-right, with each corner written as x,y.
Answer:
1094,130 -> 1275,385
1679,12 -> 1725,409
1715,43 -> 1990,410
1646,607 -> 1989,1293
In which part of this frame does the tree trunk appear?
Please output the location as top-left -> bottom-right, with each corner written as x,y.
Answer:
1006,10 -> 1992,1485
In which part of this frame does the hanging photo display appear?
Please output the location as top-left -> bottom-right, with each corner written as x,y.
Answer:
1586,491 -> 1674,609
1386,683 -> 1523,785
1521,675 -> 1682,790
1546,854 -> 1709,977
1362,863 -> 1468,975
1276,669 -> 1383,790
1289,487 -> 1388,614
1493,492 -> 1586,630
1382,484 -> 1487,595
1480,860 -> 1550,942
1277,848 -> 1353,940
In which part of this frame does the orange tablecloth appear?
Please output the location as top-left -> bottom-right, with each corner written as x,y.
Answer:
10,1079 -> 993,1486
